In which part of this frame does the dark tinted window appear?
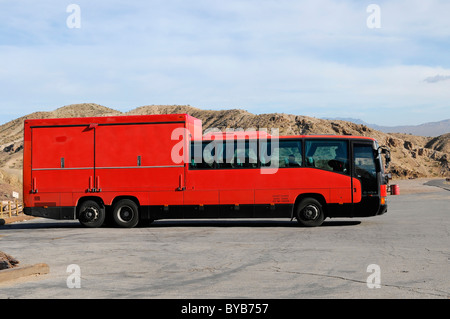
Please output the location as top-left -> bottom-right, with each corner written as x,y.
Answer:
305,140 -> 349,174
190,140 -> 258,169
254,139 -> 303,169
190,139 -> 302,170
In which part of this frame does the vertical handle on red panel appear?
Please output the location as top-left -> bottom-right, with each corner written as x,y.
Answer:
177,174 -> 185,191
88,176 -> 93,192
32,177 -> 38,193
96,176 -> 101,192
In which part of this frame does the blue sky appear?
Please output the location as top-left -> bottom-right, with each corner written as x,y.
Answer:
0,0 -> 449,126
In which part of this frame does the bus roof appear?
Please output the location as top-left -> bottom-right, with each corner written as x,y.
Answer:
198,131 -> 376,141
24,113 -> 198,127
23,113 -> 376,142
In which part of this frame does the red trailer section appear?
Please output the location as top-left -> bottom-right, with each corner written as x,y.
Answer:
23,114 -> 390,228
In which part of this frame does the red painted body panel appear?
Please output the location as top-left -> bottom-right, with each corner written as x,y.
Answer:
24,114 -> 191,208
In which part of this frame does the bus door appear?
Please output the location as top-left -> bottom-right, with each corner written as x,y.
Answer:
352,142 -> 380,216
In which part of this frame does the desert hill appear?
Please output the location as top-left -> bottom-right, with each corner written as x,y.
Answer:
425,133 -> 450,153
0,103 -> 449,200
0,103 -> 121,146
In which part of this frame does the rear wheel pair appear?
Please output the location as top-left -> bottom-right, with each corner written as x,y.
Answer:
79,199 -> 139,228
295,198 -> 325,227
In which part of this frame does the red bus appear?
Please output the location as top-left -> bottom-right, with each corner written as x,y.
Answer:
23,114 -> 391,227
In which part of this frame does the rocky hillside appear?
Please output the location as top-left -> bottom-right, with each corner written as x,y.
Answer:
0,103 -> 448,200
425,133 -> 450,153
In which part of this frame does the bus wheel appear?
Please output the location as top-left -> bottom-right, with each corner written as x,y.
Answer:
79,200 -> 105,228
112,199 -> 139,228
296,198 -> 324,227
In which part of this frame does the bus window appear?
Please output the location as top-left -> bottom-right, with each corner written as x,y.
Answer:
279,140 -> 302,168
190,140 -> 258,169
305,140 -> 349,174
260,139 -> 302,169
260,140 -> 276,168
190,141 -> 217,169
219,140 -> 258,169
260,139 -> 282,169
238,141 -> 258,168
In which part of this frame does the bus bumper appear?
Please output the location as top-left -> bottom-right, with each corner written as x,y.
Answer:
24,206 -> 76,220
377,204 -> 388,215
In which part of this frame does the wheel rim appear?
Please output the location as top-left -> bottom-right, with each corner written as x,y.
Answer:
81,206 -> 99,222
117,206 -> 135,223
301,204 -> 320,220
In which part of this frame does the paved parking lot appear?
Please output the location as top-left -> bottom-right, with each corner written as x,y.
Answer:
0,179 -> 449,299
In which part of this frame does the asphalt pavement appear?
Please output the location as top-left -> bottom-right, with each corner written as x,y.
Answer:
0,179 -> 449,299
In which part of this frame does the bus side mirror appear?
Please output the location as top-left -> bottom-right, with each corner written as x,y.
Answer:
382,148 -> 391,168
378,146 -> 391,169
385,173 -> 392,183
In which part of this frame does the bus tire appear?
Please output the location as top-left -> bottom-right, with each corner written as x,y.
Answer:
112,199 -> 139,228
79,200 -> 105,228
296,198 -> 325,227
